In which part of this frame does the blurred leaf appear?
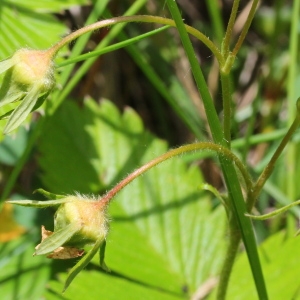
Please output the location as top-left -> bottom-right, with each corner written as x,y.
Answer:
49,270 -> 183,300
0,0 -> 89,59
0,127 -> 28,165
6,0 -> 89,12
38,99 -> 227,297
210,231 -> 300,299
0,233 -> 51,300
0,203 -> 25,242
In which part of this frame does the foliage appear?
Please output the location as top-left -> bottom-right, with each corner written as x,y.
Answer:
1,0 -> 300,299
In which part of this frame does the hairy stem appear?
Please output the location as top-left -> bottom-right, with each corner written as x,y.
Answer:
231,0 -> 260,57
221,0 -> 240,57
251,104 -> 300,208
97,142 -> 252,207
220,72 -> 233,147
47,15 -> 224,66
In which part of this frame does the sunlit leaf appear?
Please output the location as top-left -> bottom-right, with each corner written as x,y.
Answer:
0,0 -> 89,59
209,231 -> 300,299
38,99 -> 227,297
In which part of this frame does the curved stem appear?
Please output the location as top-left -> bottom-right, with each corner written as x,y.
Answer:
231,0 -> 259,57
97,142 -> 252,207
48,15 -> 224,66
251,110 -> 300,208
221,0 -> 240,57
246,199 -> 300,220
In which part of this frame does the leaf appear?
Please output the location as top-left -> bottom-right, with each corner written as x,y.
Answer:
6,0 -> 89,12
51,270 -> 184,300
0,126 -> 28,165
38,99 -> 227,297
0,233 -> 51,299
0,202 -> 25,242
209,231 -> 300,299
0,0 -> 89,60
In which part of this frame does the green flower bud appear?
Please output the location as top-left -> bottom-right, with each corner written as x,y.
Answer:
34,194 -> 109,258
7,190 -> 111,290
0,48 -> 55,134
54,195 -> 109,247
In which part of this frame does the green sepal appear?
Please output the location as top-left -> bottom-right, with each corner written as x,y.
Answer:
32,91 -> 50,111
0,108 -> 15,120
6,198 -> 75,207
4,85 -> 41,134
0,92 -> 50,120
99,240 -> 110,272
63,236 -> 105,292
34,188 -> 65,199
35,223 -> 81,256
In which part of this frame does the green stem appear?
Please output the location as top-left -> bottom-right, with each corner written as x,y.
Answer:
48,15 -> 224,66
56,25 -> 170,68
252,106 -> 300,207
220,72 -> 232,147
221,0 -> 240,57
246,199 -> 300,220
216,218 -> 240,300
231,0 -> 259,57
166,1 -> 267,299
206,0 -> 225,46
98,142 -> 252,207
286,0 -> 300,235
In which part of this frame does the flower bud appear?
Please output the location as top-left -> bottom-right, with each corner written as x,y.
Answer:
54,195 -> 109,247
0,48 -> 55,133
7,190 -> 111,290
33,194 -> 109,258
10,49 -> 55,91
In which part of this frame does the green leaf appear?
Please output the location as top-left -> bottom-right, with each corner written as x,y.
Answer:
6,0 -> 88,12
0,0 -> 88,59
38,99 -> 227,297
0,126 -> 28,165
0,233 -> 51,299
215,231 -> 300,299
51,270 -> 184,300
35,223 -> 81,256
